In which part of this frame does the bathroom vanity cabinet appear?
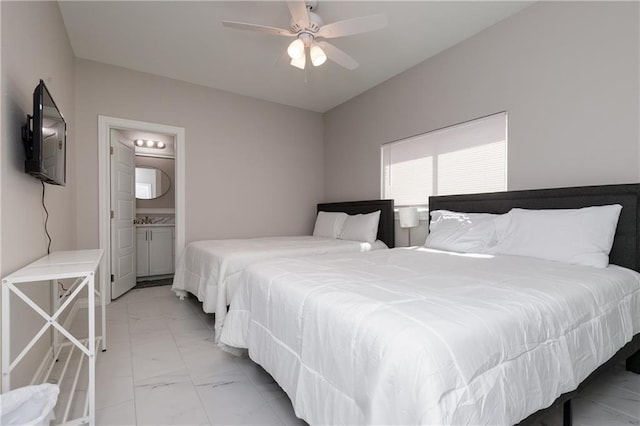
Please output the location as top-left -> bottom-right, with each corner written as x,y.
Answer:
136,225 -> 174,277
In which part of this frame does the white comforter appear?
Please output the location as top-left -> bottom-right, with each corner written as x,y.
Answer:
220,248 -> 640,425
171,236 -> 387,338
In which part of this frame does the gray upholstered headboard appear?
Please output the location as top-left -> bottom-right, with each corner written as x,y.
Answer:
429,184 -> 640,272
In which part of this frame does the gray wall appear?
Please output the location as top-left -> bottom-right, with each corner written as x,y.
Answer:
1,1 -> 76,387
74,59 -> 324,248
323,1 -> 640,204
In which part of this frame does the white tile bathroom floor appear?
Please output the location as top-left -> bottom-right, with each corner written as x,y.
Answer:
64,285 -> 638,425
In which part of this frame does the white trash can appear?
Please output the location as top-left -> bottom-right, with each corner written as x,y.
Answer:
0,383 -> 59,426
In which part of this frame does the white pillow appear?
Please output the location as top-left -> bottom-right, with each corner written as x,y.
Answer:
425,210 -> 499,253
492,205 -> 622,268
313,211 -> 348,239
339,210 -> 381,243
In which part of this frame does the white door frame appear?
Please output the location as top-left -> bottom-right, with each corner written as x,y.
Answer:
98,115 -> 185,302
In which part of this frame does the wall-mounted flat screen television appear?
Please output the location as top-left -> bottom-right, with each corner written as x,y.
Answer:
22,80 -> 66,186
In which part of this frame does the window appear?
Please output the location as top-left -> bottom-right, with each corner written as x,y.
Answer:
381,112 -> 507,206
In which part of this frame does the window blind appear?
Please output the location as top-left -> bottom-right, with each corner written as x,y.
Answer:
381,112 -> 507,206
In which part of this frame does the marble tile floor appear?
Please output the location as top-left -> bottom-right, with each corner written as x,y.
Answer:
57,285 -> 638,425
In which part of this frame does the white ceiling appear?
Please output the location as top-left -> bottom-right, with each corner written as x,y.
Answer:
58,1 -> 533,113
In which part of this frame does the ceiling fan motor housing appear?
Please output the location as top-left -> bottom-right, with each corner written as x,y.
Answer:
290,11 -> 323,34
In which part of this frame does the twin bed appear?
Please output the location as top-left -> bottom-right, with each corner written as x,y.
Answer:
213,184 -> 640,425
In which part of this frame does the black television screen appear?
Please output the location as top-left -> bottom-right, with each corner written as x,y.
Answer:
22,80 -> 66,186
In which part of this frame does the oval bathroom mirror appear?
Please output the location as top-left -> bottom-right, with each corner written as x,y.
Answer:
135,167 -> 171,200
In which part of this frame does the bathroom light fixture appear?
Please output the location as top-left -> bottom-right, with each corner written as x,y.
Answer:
134,139 -> 166,149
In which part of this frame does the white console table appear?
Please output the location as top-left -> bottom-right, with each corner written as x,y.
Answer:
1,249 -> 105,425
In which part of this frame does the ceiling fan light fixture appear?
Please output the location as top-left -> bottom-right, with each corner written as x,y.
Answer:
287,39 -> 305,59
222,0 -> 386,72
310,44 -> 327,67
290,54 -> 306,70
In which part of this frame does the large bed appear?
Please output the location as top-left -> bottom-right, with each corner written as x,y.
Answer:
219,184 -> 640,425
172,199 -> 394,339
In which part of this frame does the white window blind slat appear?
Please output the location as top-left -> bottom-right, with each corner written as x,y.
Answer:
381,112 -> 507,206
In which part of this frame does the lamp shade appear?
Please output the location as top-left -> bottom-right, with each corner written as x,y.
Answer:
290,55 -> 306,70
287,39 -> 305,60
399,207 -> 419,228
310,45 -> 327,67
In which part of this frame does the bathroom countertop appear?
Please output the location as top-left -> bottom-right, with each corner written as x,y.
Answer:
135,223 -> 175,227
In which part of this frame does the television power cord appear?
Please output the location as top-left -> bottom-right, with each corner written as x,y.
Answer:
41,180 -> 52,254
41,181 -> 69,297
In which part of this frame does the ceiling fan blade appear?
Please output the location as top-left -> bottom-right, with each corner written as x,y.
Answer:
287,1 -> 310,29
317,41 -> 359,70
317,14 -> 387,39
222,21 -> 294,37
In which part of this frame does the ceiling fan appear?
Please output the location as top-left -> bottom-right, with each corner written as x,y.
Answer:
222,0 -> 387,70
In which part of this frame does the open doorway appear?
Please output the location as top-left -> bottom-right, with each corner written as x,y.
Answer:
98,116 -> 185,302
111,129 -> 177,298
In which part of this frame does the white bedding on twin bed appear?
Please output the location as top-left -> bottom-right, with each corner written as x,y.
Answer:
219,247 -> 640,425
171,236 -> 387,338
